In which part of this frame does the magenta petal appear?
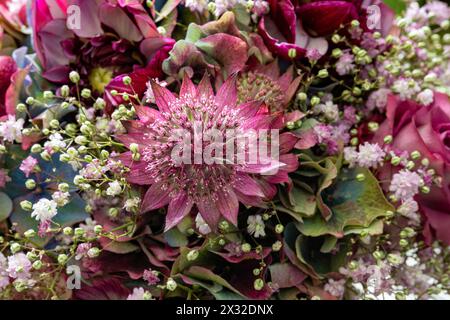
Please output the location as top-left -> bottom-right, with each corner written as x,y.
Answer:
197,73 -> 214,97
72,0 -> 103,38
99,2 -> 142,42
215,75 -> 238,108
141,182 -> 172,213
151,80 -> 177,113
216,190 -> 239,225
235,190 -> 268,208
165,192 -> 194,231
180,73 -> 198,98
5,68 -> 28,116
134,106 -> 162,124
297,1 -> 358,37
127,162 -> 154,185
236,101 -> 264,119
233,173 -> 266,198
197,198 -> 221,230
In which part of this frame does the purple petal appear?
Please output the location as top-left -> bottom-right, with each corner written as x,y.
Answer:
165,192 -> 194,231
151,80 -> 177,113
216,190 -> 239,226
141,182 -> 172,213
180,73 -> 197,98
233,173 -> 266,198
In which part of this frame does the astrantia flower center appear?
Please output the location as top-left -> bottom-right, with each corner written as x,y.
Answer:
142,93 -> 240,202
237,72 -> 284,112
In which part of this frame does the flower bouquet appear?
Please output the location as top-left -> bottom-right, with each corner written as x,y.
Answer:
0,0 -> 448,301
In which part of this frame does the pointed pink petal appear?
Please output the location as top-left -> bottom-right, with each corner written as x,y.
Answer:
216,190 -> 239,225
165,192 -> 194,231
233,173 -> 266,198
197,198 -> 221,230
197,73 -> 214,97
279,153 -> 299,173
151,80 -> 177,113
134,106 -> 162,124
215,75 -> 237,108
279,132 -> 298,153
236,101 -> 264,119
141,182 -> 172,213
180,73 -> 197,98
235,190 -> 268,208
127,162 -> 154,185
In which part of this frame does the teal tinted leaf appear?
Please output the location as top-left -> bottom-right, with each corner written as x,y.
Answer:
0,192 -> 13,221
164,227 -> 188,247
297,168 -> 393,238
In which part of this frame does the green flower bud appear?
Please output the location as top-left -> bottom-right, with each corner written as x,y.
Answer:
57,254 -> 68,265
20,200 -> 33,211
286,121 -> 295,130
94,225 -> 103,234
59,154 -> 71,163
391,156 -> 401,166
108,208 -> 119,218
187,249 -> 199,261
356,173 -> 366,182
368,122 -> 379,132
241,243 -> 251,253
420,186 -> 430,194
166,278 -> 177,291
122,76 -> 132,85
74,135 -> 88,145
61,101 -> 70,109
25,179 -> 36,190
74,227 -> 85,237
24,229 -> 36,238
310,96 -> 320,106
275,224 -> 284,234
253,279 -> 264,291
94,98 -> 106,110
26,97 -> 35,105
61,85 -> 70,97
87,247 -> 100,258
253,268 -> 261,276
43,91 -> 54,99
373,250 -> 385,260
383,135 -> 393,144
58,183 -> 70,193
317,69 -> 329,78
40,150 -> 51,161
81,88 -> 91,99
406,161 -> 415,170
69,71 -> 80,83
288,48 -> 297,59
49,119 -> 60,129
32,260 -> 43,270
10,242 -> 21,253
219,220 -> 229,231
331,34 -> 341,43
63,227 -> 73,236
16,103 -> 27,113
0,145 -> 6,153
110,89 -> 118,96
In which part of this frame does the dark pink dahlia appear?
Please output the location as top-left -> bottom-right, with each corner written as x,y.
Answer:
117,75 -> 299,231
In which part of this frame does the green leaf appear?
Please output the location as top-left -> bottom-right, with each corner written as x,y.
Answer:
0,192 -> 13,221
164,227 -> 188,248
383,0 -> 406,14
297,168 -> 394,238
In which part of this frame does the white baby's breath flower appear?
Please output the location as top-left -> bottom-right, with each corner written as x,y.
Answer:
106,181 -> 122,196
31,199 -> 58,222
247,215 -> 266,238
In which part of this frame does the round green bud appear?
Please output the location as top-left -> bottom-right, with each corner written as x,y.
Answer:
61,85 -> 70,97
74,227 -> 85,237
373,250 -> 385,260
74,135 -> 88,145
63,227 -> 73,236
26,97 -> 35,105
49,119 -> 60,129
310,96 -> 320,106
286,121 -> 295,130
219,220 -> 229,231
110,89 -> 118,96
288,48 -> 297,59
332,48 -> 342,58
60,101 -> 70,109
20,200 -> 33,211
25,179 -> 36,190
350,137 -> 359,146
40,150 -> 51,161
59,154 -> 71,163
24,229 -> 36,238
420,186 -> 430,194
421,158 -> 430,167
0,145 -> 6,153
94,225 -> 103,234
391,156 -> 401,166
253,268 -> 261,276
122,76 -> 132,85
399,239 -> 408,247
10,242 -> 21,253
297,92 -> 307,101
356,173 -> 366,182
94,98 -> 106,110
132,153 -> 141,161
87,247 -> 101,258
253,278 -> 264,291
368,122 -> 379,132
241,243 -> 251,253
331,34 -> 341,43
272,240 -> 282,252
317,69 -> 329,79
32,260 -> 43,270
383,135 -> 393,144
16,103 -> 27,113
58,183 -> 70,193
166,278 -> 177,291
218,238 -> 226,246
43,91 -> 54,99
57,254 -> 68,265
406,161 -> 415,170
130,143 -> 139,153
351,20 -> 360,28
108,208 -> 119,218
187,249 -> 199,261
81,88 -> 91,99
387,253 -> 403,265
275,224 -> 284,234
69,71 -> 80,83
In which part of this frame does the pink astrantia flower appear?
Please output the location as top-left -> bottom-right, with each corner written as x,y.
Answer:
19,156 -> 38,178
117,75 -> 299,230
